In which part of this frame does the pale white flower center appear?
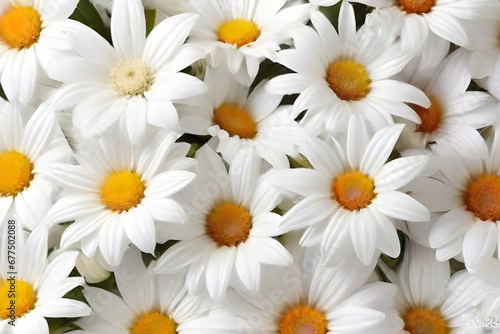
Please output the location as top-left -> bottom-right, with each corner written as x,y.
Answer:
111,58 -> 153,97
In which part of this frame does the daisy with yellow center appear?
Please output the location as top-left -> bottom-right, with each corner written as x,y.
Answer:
272,117 -> 429,265
188,0 -> 310,85
76,248 -> 219,334
41,130 -> 196,267
396,48 -> 497,157
154,145 -> 293,301
0,0 -> 79,103
390,241 -> 489,334
223,232 -> 403,334
267,2 -> 430,134
0,102 -> 74,232
48,0 -> 206,144
178,63 -> 307,168
0,227 -> 90,332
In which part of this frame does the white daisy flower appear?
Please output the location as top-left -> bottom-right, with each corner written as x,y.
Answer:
396,48 -> 498,159
154,145 -> 293,302
0,101 -> 74,232
421,130 -> 500,271
0,226 -> 91,334
72,247 -> 219,334
382,241 -> 491,334
271,117 -> 430,265
187,0 -> 310,85
179,63 -> 307,168
49,0 -> 206,143
267,2 -> 430,134
0,0 -> 78,104
223,235 -> 403,334
40,128 -> 196,266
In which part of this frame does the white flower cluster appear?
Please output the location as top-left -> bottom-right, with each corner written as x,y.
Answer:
0,0 -> 500,333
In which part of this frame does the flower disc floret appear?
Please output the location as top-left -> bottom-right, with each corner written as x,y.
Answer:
0,6 -> 42,49
280,305 -> 328,334
332,171 -> 375,211
413,96 -> 441,133
213,104 -> 258,139
0,151 -> 34,197
111,58 -> 154,97
465,174 -> 500,222
206,202 -> 252,247
397,0 -> 436,14
101,170 -> 146,212
132,312 -> 177,334
403,308 -> 448,334
218,19 -> 261,47
326,60 -> 371,101
0,280 -> 37,319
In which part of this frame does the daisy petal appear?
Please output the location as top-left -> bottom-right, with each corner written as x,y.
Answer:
374,155 -> 428,192
111,0 -> 146,58
281,195 -> 336,230
463,221 -> 497,269
206,246 -> 235,301
373,191 -> 430,222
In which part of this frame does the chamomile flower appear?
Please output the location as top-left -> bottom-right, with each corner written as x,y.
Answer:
271,117 -> 430,265
267,2 -> 430,134
0,0 -> 78,104
0,101 -> 74,232
179,63 -> 307,168
49,0 -> 206,143
40,128 -> 196,266
396,48 -> 498,159
187,0 -> 310,85
422,130 -> 500,271
383,241 -> 490,334
154,145 -> 293,302
73,247 -> 219,334
223,235 -> 403,334
0,226 -> 91,334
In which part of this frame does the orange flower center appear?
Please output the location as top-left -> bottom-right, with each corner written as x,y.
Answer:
213,103 -> 258,139
464,174 -> 500,222
332,171 -> 375,211
403,309 -> 448,334
0,6 -> 42,49
218,19 -> 261,47
326,60 -> 371,101
0,279 -> 37,319
396,0 -> 435,14
132,312 -> 177,334
413,96 -> 442,133
101,170 -> 146,212
0,151 -> 33,197
280,305 -> 328,334
206,202 -> 252,247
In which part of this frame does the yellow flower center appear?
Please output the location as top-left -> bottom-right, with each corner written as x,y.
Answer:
413,96 -> 442,133
0,279 -> 37,319
206,202 -> 252,247
464,174 -> 500,222
132,312 -> 177,334
396,0 -> 435,14
101,170 -> 146,212
0,151 -> 33,197
332,171 -> 375,211
213,103 -> 258,139
111,58 -> 154,97
403,309 -> 448,334
0,6 -> 42,50
218,19 -> 261,48
280,305 -> 328,334
326,60 -> 371,101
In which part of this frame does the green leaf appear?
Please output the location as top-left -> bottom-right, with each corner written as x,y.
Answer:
70,0 -> 111,43
0,84 -> 8,102
145,9 -> 156,37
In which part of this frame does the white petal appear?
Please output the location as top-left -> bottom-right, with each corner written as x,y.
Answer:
269,168 -> 331,197
281,196 -> 336,230
35,298 -> 90,318
347,114 -> 370,170
123,208 -> 156,255
145,171 -> 196,198
83,287 -> 134,329
206,246 -> 235,302
350,210 -> 377,265
372,191 -> 430,222
463,221 -> 497,269
374,155 -> 428,192
429,206 -> 472,248
111,0 -> 146,58
235,247 -> 260,293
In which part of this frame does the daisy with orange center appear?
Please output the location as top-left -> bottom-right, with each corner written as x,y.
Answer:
188,0 -> 309,85
178,63 -> 307,168
222,233 -> 403,334
271,117 -> 429,265
154,145 -> 293,301
267,2 -> 430,134
0,0 -> 79,103
0,101 -> 74,232
40,129 -> 196,267
0,227 -> 90,333
396,48 -> 497,157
